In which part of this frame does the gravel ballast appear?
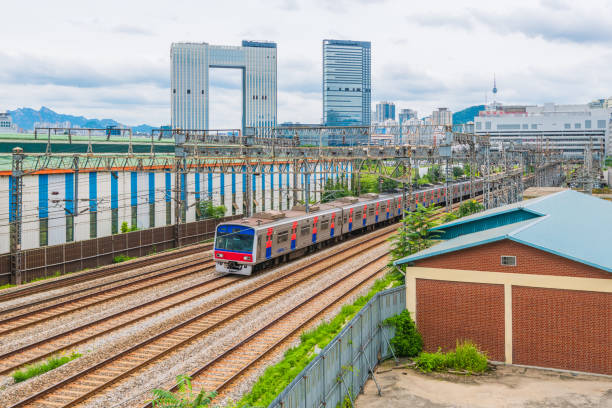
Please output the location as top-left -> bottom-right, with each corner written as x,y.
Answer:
0,227 -> 396,407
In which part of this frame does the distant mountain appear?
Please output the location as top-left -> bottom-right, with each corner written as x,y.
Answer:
7,107 -> 157,134
132,124 -> 155,134
452,105 -> 485,124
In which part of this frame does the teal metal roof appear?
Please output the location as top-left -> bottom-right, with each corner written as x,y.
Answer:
395,190 -> 612,273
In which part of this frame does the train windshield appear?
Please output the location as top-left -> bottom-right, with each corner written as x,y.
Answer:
215,225 -> 255,253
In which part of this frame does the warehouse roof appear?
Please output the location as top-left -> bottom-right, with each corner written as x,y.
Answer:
394,190 -> 612,273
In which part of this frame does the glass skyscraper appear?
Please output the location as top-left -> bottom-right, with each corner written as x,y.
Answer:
375,101 -> 395,122
171,41 -> 277,132
322,39 -> 371,128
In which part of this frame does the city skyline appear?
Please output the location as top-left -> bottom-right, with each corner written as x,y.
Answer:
1,0 -> 611,128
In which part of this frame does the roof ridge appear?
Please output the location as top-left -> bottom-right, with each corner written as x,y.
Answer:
508,214 -> 549,236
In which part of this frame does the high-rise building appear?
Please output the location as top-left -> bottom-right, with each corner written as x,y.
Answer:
375,101 -> 395,122
398,108 -> 417,123
171,41 -> 277,131
432,107 -> 452,126
322,39 -> 371,129
474,102 -> 612,158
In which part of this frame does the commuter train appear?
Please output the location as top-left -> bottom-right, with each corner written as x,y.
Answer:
214,180 -> 482,275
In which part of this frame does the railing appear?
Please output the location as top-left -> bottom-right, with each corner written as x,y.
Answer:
268,285 -> 406,408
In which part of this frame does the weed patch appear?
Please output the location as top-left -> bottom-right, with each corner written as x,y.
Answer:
0,283 -> 16,291
113,254 -> 136,263
12,351 -> 82,383
415,341 -> 488,374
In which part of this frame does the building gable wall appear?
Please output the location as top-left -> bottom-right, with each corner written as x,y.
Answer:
414,239 -> 610,279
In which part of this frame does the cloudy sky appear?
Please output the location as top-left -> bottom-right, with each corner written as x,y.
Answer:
1,0 -> 611,127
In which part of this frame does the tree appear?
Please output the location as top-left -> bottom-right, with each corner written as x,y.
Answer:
380,177 -> 399,193
452,166 -> 464,179
197,201 -> 226,219
149,375 -> 217,408
463,163 -> 472,177
388,204 -> 440,269
441,199 -> 484,222
457,199 -> 484,218
321,180 -> 351,203
427,165 -> 442,183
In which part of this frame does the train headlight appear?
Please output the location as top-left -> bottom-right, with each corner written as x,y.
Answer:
243,256 -> 251,261
216,253 -> 223,258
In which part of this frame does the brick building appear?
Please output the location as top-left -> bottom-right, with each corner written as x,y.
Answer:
394,190 -> 612,375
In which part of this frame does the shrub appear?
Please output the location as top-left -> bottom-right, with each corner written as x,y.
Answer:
121,221 -> 129,233
450,341 -> 488,373
414,349 -> 446,372
383,310 -> 423,357
415,341 -> 488,374
12,351 -> 81,383
457,200 -> 484,218
452,166 -> 464,179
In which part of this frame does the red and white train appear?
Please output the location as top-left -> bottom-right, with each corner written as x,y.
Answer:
214,179 -> 482,275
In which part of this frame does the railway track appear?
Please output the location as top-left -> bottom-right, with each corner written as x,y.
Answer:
0,258 -> 216,337
153,198 -> 486,403
0,271 -> 237,376
174,253 -> 390,404
0,243 -> 213,304
0,254 -> 214,317
7,226 -> 396,408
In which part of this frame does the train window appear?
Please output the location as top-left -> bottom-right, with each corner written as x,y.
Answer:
301,225 -> 310,236
354,211 -> 361,218
321,220 -> 329,230
343,215 -> 347,223
277,231 -> 288,243
368,208 -> 374,215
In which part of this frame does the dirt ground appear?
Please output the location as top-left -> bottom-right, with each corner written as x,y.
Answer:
355,359 -> 612,408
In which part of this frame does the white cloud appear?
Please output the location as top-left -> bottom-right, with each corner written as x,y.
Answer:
0,0 -> 611,126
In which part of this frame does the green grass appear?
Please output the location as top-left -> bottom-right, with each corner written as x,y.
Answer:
0,283 -> 16,291
235,270 -> 404,408
27,271 -> 62,284
12,351 -> 82,383
414,341 -> 488,374
113,254 -> 136,263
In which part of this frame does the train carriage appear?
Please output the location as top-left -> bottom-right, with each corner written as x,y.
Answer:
214,179 -> 484,276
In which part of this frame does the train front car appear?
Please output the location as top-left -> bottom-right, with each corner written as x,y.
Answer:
214,224 -> 256,275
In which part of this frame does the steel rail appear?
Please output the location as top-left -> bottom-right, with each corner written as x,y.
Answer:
7,228 -> 395,408
0,272 -> 236,375
0,243 -> 212,303
0,253 -> 213,316
0,259 -> 215,336
210,262 -> 388,397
